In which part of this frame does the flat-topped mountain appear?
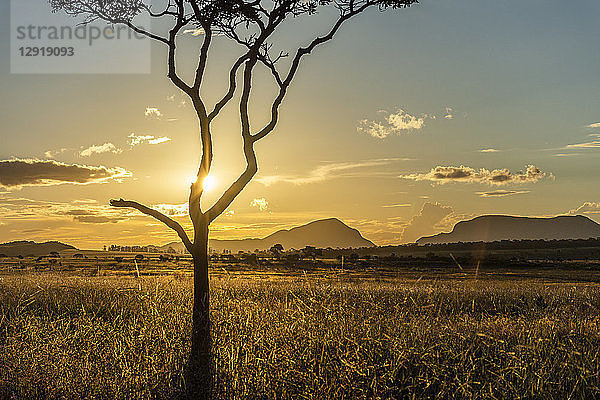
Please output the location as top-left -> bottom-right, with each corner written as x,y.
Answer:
0,240 -> 77,257
417,215 -> 600,245
161,218 -> 375,253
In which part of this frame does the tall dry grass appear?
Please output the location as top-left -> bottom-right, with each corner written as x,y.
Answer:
1,271 -> 600,399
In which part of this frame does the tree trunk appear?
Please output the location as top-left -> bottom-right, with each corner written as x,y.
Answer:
186,222 -> 212,398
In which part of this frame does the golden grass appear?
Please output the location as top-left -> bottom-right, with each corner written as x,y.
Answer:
1,271 -> 600,399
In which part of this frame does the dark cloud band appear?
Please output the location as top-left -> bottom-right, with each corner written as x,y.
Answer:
0,159 -> 131,188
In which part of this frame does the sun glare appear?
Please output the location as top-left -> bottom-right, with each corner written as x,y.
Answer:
188,174 -> 217,191
202,175 -> 217,191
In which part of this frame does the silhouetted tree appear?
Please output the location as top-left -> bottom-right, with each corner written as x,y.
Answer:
49,0 -> 419,395
302,245 -> 322,260
269,243 -> 284,258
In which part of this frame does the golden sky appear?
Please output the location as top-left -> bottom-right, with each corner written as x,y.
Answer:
2,0 -> 600,249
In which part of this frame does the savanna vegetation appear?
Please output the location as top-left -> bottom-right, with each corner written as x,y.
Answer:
2,267 -> 600,399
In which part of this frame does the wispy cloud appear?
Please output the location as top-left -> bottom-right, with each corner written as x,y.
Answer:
183,28 -> 206,36
128,133 -> 171,146
586,122 -> 600,128
182,28 -> 224,37
569,202 -> 600,215
166,94 -> 187,107
0,197 -> 130,224
250,198 -> 269,211
79,142 -> 122,157
145,106 -> 177,121
565,140 -> 600,149
400,165 -> 549,186
149,137 -> 171,145
257,158 -> 405,186
553,153 -> 580,157
477,190 -> 531,197
479,148 -> 500,153
400,202 -> 454,243
381,203 -> 412,208
563,133 -> 600,149
0,159 -> 131,189
73,215 -> 125,224
358,108 -> 427,139
64,209 -> 127,224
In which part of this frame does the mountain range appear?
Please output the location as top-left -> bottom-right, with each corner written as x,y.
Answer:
417,215 -> 600,245
3,215 -> 600,256
160,218 -> 375,253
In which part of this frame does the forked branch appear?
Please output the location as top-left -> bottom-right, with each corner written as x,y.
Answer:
253,2 -> 372,142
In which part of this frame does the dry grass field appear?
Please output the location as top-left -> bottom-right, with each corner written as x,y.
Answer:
1,266 -> 600,399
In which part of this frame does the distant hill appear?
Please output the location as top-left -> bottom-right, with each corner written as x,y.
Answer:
417,215 -> 600,245
161,218 -> 375,253
0,240 -> 77,257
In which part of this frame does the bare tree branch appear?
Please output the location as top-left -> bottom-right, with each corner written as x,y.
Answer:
257,46 -> 285,87
141,1 -> 178,18
192,25 -> 213,91
252,2 -> 372,142
166,1 -> 194,96
110,198 -> 193,253
121,19 -> 169,44
208,53 -> 249,120
206,58 -> 259,222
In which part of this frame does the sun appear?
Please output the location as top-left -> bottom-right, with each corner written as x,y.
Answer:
189,174 -> 217,191
202,175 -> 217,191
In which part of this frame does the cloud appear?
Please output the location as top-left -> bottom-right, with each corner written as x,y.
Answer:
250,198 -> 269,211
381,203 -> 412,208
0,197 -> 130,224
565,140 -> 600,149
145,107 -> 163,119
0,159 -> 131,189
44,148 -> 69,158
182,28 -> 224,37
63,209 -> 96,216
148,137 -> 171,145
128,133 -> 171,146
63,209 -> 127,224
400,164 -> 549,186
569,202 -> 600,215
477,190 -> 531,197
554,153 -> 580,157
444,107 -> 454,120
166,94 -> 187,107
479,148 -> 500,153
145,106 -> 177,121
79,142 -> 122,157
257,158 -> 406,186
586,122 -> 600,128
400,202 -> 454,243
358,108 -> 426,138
183,28 -> 206,36
73,215 -> 125,224
72,199 -> 98,205
152,203 -> 188,217
129,134 -> 154,146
